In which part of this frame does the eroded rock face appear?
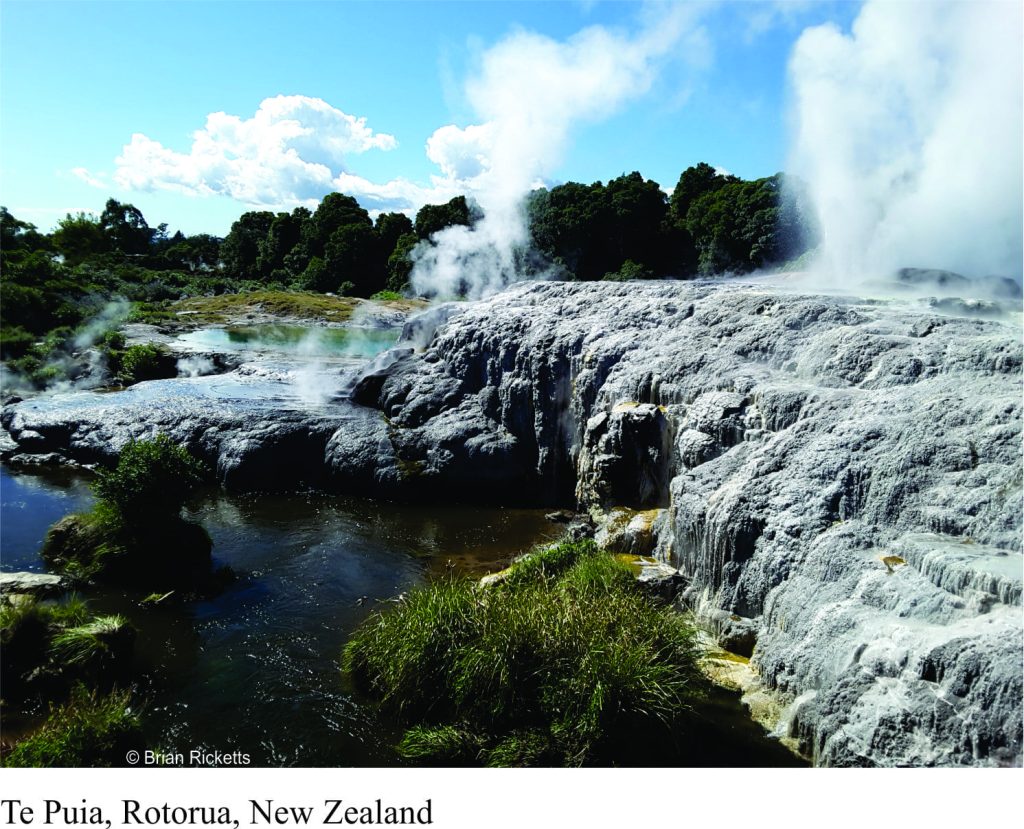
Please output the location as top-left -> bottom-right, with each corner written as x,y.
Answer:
3,279 -> 1021,766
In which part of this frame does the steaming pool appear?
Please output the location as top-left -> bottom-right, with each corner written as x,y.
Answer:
175,324 -> 400,360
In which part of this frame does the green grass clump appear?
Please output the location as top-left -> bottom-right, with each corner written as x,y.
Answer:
344,540 -> 706,766
41,435 -> 214,590
1,597 -> 135,700
50,615 -> 133,667
369,290 -> 405,301
2,686 -> 143,768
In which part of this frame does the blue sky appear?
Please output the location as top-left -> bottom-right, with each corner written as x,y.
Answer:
1,1 -> 859,236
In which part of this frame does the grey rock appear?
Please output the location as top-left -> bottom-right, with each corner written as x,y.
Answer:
703,609 -> 758,658
0,571 -> 69,598
3,279 -> 1021,766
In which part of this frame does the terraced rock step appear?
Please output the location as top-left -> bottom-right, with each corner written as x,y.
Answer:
3,278 -> 1021,766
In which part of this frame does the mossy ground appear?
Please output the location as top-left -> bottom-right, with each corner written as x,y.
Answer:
343,539 -> 708,766
162,290 -> 427,327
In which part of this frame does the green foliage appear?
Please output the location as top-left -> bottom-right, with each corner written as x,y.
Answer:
684,173 -> 807,274
414,196 -> 475,240
1,596 -> 133,701
396,726 -> 483,764
0,325 -> 36,359
52,212 -> 111,265
324,222 -> 380,295
100,199 -> 153,255
527,172 -> 669,281
669,162 -> 737,224
2,685 -> 143,768
116,343 -> 172,384
602,259 -> 654,282
374,212 -> 414,254
50,615 -> 132,667
92,434 -> 206,521
221,211 -> 275,278
344,540 -> 706,766
386,232 -> 420,293
370,290 -> 404,301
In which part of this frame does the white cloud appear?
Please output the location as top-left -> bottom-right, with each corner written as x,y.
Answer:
71,167 -> 108,189
108,95 -> 397,208
425,123 -> 495,183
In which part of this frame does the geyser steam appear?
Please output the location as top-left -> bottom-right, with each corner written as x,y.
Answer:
788,0 -> 1023,285
411,6 -> 708,299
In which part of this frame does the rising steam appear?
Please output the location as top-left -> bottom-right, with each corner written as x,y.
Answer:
410,6 -> 709,299
788,0 -> 1023,285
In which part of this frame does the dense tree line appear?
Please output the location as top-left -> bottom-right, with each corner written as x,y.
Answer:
527,163 -> 811,280
1,163 -> 813,364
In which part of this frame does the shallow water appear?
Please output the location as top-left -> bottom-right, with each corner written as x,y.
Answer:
0,464 -> 803,767
176,325 -> 399,360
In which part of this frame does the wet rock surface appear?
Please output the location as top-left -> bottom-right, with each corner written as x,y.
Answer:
3,278 -> 1021,766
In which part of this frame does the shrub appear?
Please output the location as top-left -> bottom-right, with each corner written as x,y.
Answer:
0,325 -> 36,358
117,343 -> 173,384
42,436 -> 215,590
2,686 -> 143,768
93,434 -> 206,521
344,540 -> 706,766
370,290 -> 404,301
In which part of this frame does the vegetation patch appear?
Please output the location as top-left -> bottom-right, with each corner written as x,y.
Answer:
41,435 -> 220,592
1,685 -> 143,768
172,290 -> 361,325
343,539 -> 707,766
0,596 -> 135,701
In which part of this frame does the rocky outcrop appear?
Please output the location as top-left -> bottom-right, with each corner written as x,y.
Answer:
3,279 -> 1021,766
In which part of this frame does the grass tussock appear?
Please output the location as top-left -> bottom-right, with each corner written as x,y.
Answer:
1,685 -> 142,768
343,539 -> 706,766
0,596 -> 135,701
50,615 -> 133,667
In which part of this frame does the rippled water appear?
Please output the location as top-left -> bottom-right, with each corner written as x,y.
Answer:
0,465 -> 564,764
1,465 -> 805,767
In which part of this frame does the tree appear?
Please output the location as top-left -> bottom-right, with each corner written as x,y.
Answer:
303,193 -> 371,259
375,212 -> 414,257
324,223 -> 381,296
163,234 -> 222,272
1,207 -> 48,252
684,174 -> 806,275
256,207 -> 309,279
52,212 -> 110,265
669,163 -> 737,224
220,211 -> 275,277
386,232 -> 420,292
100,199 -> 153,255
414,196 -> 475,240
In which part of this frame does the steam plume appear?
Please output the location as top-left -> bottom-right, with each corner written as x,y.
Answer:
788,0 -> 1023,285
411,6 -> 709,299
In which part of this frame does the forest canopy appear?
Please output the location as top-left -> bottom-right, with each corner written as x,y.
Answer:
0,164 -> 814,362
